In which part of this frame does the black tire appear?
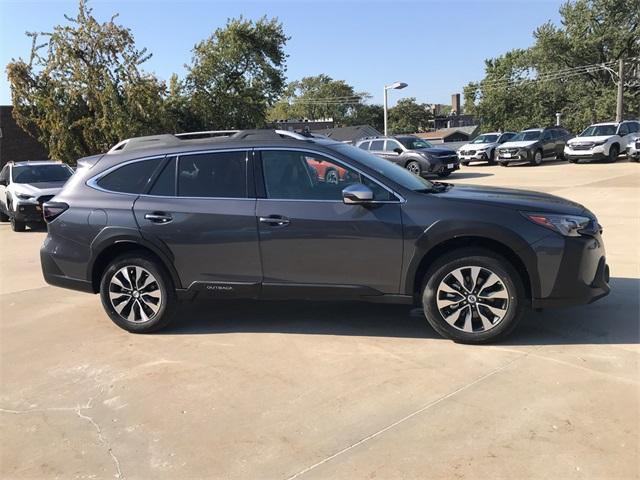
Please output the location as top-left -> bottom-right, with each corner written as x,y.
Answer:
461,161 -> 470,167
487,150 -> 497,165
10,216 -> 26,232
100,253 -> 177,333
607,144 -> 619,163
421,248 -> 526,344
530,150 -> 543,166
405,160 -> 421,176
568,157 -> 579,164
437,171 -> 452,178
499,161 -> 509,167
0,210 -> 9,222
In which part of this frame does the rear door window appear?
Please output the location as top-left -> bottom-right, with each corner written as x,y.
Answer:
97,158 -> 162,194
370,140 -> 384,151
177,151 -> 247,198
358,141 -> 370,150
148,157 -> 176,196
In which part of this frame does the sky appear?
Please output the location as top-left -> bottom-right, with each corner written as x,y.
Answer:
0,0 -> 565,107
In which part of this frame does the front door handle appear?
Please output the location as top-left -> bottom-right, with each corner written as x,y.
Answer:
259,215 -> 290,227
144,212 -> 173,224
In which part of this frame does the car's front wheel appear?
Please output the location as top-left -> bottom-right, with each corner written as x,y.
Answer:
100,253 -> 177,333
530,150 -> 543,166
10,216 -> 26,232
0,210 -> 10,222
421,248 -> 525,343
607,144 -> 619,163
405,161 -> 421,176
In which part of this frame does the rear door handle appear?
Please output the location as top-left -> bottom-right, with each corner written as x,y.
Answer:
144,212 -> 173,224
259,215 -> 290,227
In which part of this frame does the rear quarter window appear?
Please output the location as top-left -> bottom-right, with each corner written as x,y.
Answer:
96,158 -> 162,194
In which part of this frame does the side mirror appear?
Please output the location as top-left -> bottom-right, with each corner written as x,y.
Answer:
393,147 -> 403,154
342,183 -> 374,204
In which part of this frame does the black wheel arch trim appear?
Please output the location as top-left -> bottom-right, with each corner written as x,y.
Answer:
403,219 -> 542,300
88,227 -> 182,292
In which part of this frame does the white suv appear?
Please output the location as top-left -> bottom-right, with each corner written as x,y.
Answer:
0,161 -> 74,231
457,131 -> 517,165
564,120 -> 640,163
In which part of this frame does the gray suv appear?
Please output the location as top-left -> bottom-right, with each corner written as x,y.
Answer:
40,130 -> 609,343
356,136 -> 460,178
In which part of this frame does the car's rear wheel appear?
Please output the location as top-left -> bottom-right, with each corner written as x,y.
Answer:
421,248 -> 526,344
607,144 -> 619,163
100,253 -> 177,333
405,161 -> 421,176
0,210 -> 9,222
488,149 -> 497,165
568,157 -> 579,163
499,161 -> 509,167
531,150 -> 543,166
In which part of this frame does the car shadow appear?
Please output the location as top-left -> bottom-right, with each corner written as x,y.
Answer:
161,277 -> 639,346
0,222 -> 47,233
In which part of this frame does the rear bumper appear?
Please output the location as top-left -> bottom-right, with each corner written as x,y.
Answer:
40,242 -> 94,293
531,233 -> 610,309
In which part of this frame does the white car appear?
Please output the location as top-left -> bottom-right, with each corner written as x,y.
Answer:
457,131 -> 517,165
627,136 -> 640,162
564,120 -> 640,163
0,160 -> 74,232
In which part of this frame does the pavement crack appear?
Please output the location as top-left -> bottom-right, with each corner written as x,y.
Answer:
285,350 -> 534,480
75,405 -> 124,480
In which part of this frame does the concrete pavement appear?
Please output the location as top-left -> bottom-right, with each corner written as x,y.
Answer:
1,159 -> 638,479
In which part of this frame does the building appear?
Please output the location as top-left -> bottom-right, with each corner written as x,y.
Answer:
0,106 -> 49,168
315,125 -> 382,144
414,125 -> 480,144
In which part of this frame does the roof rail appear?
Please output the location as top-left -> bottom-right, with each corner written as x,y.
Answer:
174,130 -> 240,139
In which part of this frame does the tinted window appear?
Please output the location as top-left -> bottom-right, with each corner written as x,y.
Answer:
630,122 -> 640,133
262,150 -> 392,201
97,159 -> 160,193
385,140 -> 401,151
580,125 -> 616,137
398,137 -> 433,149
178,151 -> 247,198
12,164 -> 73,184
358,141 -> 370,150
499,133 -> 514,142
512,131 -> 541,142
149,158 -> 176,196
370,140 -> 384,150
618,123 -> 629,135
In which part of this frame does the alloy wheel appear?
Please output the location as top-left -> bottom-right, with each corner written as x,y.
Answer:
436,265 -> 509,333
108,266 -> 162,323
406,162 -> 421,175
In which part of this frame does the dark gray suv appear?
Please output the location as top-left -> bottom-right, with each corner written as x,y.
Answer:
40,130 -> 610,343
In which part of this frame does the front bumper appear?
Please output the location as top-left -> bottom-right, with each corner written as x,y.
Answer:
458,151 -> 490,162
426,159 -> 460,174
531,233 -> 610,309
497,149 -> 530,162
13,203 -> 45,223
564,145 -> 607,161
626,145 -> 640,158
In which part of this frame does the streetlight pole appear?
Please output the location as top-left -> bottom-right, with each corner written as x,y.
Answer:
383,81 -> 408,136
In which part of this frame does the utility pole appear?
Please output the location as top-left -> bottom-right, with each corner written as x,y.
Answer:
616,58 -> 625,122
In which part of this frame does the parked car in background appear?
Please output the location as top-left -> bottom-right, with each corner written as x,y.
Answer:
0,160 -> 74,231
40,129 -> 609,343
497,126 -> 572,166
564,120 -> 640,163
626,136 -> 640,162
356,135 -> 459,178
457,132 -> 517,165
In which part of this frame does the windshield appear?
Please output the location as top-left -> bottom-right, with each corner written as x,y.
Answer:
398,137 -> 433,150
511,131 -> 541,142
471,134 -> 499,144
12,164 -> 73,184
580,125 -> 616,137
328,143 -> 434,192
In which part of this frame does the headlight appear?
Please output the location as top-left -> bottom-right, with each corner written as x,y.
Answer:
592,139 -> 608,146
523,212 -> 594,237
16,193 -> 34,200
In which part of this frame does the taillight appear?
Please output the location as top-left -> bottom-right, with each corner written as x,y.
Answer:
43,202 -> 69,223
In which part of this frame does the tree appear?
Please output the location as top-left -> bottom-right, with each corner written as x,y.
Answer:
184,16 -> 289,130
267,74 -> 368,124
388,97 -> 432,134
342,104 -> 385,132
464,0 -> 640,133
7,0 -> 171,162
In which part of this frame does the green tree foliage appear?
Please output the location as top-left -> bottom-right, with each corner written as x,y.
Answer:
464,0 -> 640,133
184,16 -> 289,130
342,104 -> 385,132
6,0 -> 171,162
267,74 -> 368,124
388,97 -> 432,134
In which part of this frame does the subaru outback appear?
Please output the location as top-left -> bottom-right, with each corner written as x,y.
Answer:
40,130 -> 610,343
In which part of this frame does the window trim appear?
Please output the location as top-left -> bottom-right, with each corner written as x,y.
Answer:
256,147 -> 404,204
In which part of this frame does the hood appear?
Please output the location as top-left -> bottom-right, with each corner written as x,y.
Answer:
567,135 -> 613,145
13,181 -> 67,197
437,184 -> 586,215
458,142 -> 497,151
498,140 -> 538,149
415,147 -> 457,157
